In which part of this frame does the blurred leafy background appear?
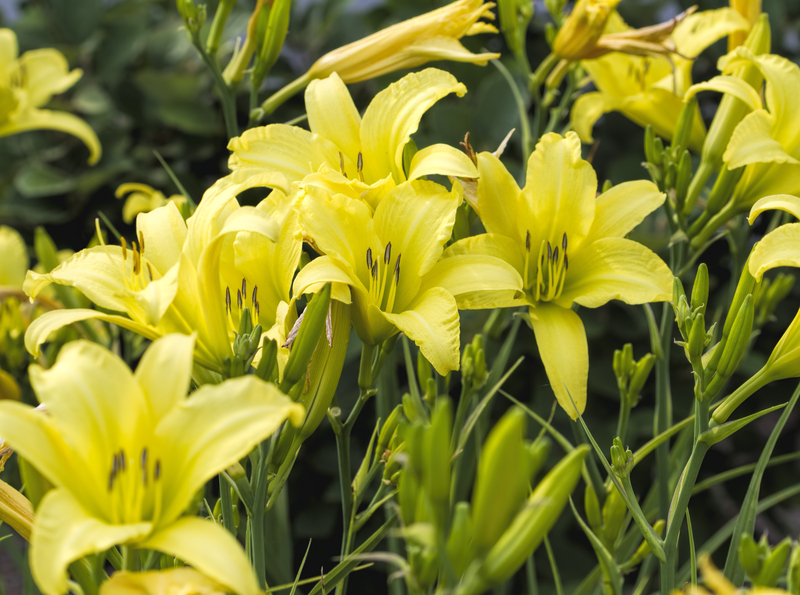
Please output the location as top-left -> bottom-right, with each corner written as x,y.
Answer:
3,0 -> 800,593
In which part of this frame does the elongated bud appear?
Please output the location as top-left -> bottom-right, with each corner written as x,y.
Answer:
757,537 -> 792,587
716,294 -> 754,380
671,96 -> 697,159
601,484 -> 627,548
739,533 -> 763,579
613,348 -> 625,389
447,502 -> 475,576
644,125 -> 659,165
610,437 -> 633,478
707,258 -> 756,374
756,272 -> 795,327
417,350 -> 433,394
673,276 -> 687,308
527,437 -> 551,481
377,405 -> 403,459
472,407 -> 528,555
478,445 -> 590,587
628,354 -> 655,405
280,284 -> 331,392
692,264 -> 710,317
788,542 -> 800,595
252,0 -> 292,90
627,520 -> 665,566
499,0 -> 533,58
584,483 -> 602,532
176,0 -> 206,35
422,398 -> 452,531
255,338 -> 278,383
398,466 -> 420,527
688,312 -> 707,362
674,150 -> 692,213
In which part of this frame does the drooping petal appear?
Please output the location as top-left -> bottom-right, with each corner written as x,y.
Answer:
475,152 -> 522,239
17,48 -> 82,107
420,254 -> 524,309
135,334 -> 195,422
0,225 -> 29,288
135,202 -> 187,276
31,489 -> 151,595
523,132 -> 596,253
156,376 -> 303,523
99,569 -> 228,595
570,91 -> 621,145
0,30 -> 18,80
407,143 -> 478,181
305,72 -> 362,163
671,8 -> 749,58
749,194 -> 800,223
360,69 -> 467,184
529,303 -> 588,419
138,517 -> 259,595
0,109 -> 101,164
586,180 -> 665,242
380,287 -> 460,375
24,308 -> 162,357
724,109 -> 799,169
749,223 -> 800,280
293,255 -> 356,303
556,237 -> 672,309
684,75 -> 762,112
442,233 -> 525,273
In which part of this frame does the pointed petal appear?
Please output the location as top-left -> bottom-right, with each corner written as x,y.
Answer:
475,153 -> 522,239
0,225 -> 28,288
570,91 -> 620,145
18,49 -> 82,107
723,109 -> 799,169
31,489 -> 151,595
139,517 -> 259,595
373,180 -> 460,309
24,308 -> 161,358
306,72 -> 362,160
749,223 -> 800,280
557,238 -> 672,309
523,132 -> 596,253
0,109 -> 101,164
135,334 -> 195,422
671,8 -> 749,58
0,30 -> 18,79
529,303 -> 587,419
420,254 -> 524,309
407,143 -> 478,181
99,569 -> 228,595
293,255 -> 357,302
587,180 -> 665,242
226,124 -> 342,181
156,376 -> 303,522
749,194 -> 800,223
135,202 -> 187,276
361,69 -> 467,183
684,75 -> 762,111
442,233 -> 524,273
381,287 -> 460,375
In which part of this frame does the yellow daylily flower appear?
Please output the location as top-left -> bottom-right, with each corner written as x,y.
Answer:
552,0 -> 622,61
116,183 -> 187,225
729,0 -> 761,50
24,171 -> 290,376
0,225 -> 27,290
0,333 -> 304,595
257,0 -> 499,115
675,554 -> 790,595
0,29 -> 101,164
292,179 -> 520,375
431,133 -> 672,417
571,8 -> 749,151
230,68 -> 478,211
99,568 -> 227,595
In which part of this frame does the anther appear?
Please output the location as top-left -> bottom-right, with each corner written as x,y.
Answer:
225,287 -> 232,314
241,279 -> 247,301
371,262 -> 378,278
138,231 -> 145,255
564,253 -> 569,270
108,469 -> 115,491
562,232 -> 568,252
525,231 -> 531,252
141,448 -> 148,485
121,237 -> 127,261
154,460 -> 161,481
547,242 -> 552,261
357,152 -> 364,182
366,248 -> 373,270
255,300 -> 260,319
237,289 -> 243,310
552,247 -> 559,263
384,242 -> 392,265
252,286 -> 258,306
146,263 -> 154,281
119,449 -> 126,471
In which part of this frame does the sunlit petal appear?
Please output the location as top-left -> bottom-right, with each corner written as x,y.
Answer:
724,110 -> 799,169
18,48 -> 82,107
135,202 -> 187,276
135,334 -> 195,422
306,72 -> 362,161
749,194 -> 800,223
407,143 -> 478,181
420,254 -> 524,309
749,223 -> 800,280
587,180 -> 665,241
0,109 -> 101,164
0,225 -> 28,288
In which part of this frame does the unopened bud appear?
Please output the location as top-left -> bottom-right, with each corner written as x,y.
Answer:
280,284 -> 331,393
716,294 -> 754,380
671,96 -> 697,159
526,437 -> 551,482
788,542 -> 800,595
758,537 -> 792,588
739,533 -> 763,580
252,0 -> 291,90
610,437 -> 633,479
691,263 -> 709,317
447,501 -> 475,576
584,483 -> 602,533
688,312 -> 707,362
628,354 -> 655,404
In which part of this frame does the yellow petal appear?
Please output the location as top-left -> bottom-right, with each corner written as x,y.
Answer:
99,569 -> 228,595
135,334 -> 195,422
587,180 -> 665,242
381,287 -> 460,375
293,255 -> 357,301
570,91 -> 620,145
442,233 -> 524,273
31,489 -> 151,595
671,8 -> 749,58
0,29 -> 18,80
684,75 -> 762,112
305,72 -> 362,161
724,109 -> 799,169
156,376 -> 303,523
529,303 -> 587,419
404,36 -> 499,66
749,194 -> 800,223
139,518 -> 259,595
523,132 -> 596,253
18,48 -> 82,107
556,238 -> 672,309
0,109 -> 101,164
475,153 -> 522,239
360,68 -> 467,183
420,253 -> 524,309
407,143 -> 478,181
0,225 -> 28,288
749,223 -> 800,280
135,202 -> 187,276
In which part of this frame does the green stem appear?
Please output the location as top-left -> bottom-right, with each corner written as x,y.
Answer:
690,204 -> 738,251
256,73 -> 313,120
544,69 -> 576,135
194,40 -> 239,139
492,59 -> 533,160
654,303 -> 673,522
253,433 -> 281,590
121,545 -> 139,572
616,393 -> 631,445
219,473 -> 236,535
711,368 -> 771,425
206,0 -> 236,56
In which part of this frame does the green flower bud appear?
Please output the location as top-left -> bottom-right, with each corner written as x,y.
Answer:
644,125 -> 659,165
447,502 -> 475,577
671,96 -> 697,160
688,312 -> 707,362
739,533 -> 763,580
280,283 -> 331,393
402,392 -> 427,424
499,0 -> 533,58
787,542 -> 800,595
584,483 -> 602,533
252,0 -> 292,90
758,537 -> 792,588
176,0 -> 206,35
674,150 -> 692,213
691,263 -> 709,317
707,258 -> 756,375
602,179 -> 613,193
526,437 -> 550,482
653,137 -> 665,164
472,407 -> 528,555
628,354 -> 655,405
610,437 -> 633,479
672,276 -> 687,309
398,469 -> 420,527
377,405 -> 404,460
756,273 -> 795,327
423,399 -> 452,531
716,294 -> 754,380
418,350 -> 433,394
601,484 -> 627,550
255,337 -> 278,383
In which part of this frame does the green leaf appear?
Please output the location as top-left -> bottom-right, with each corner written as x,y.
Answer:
14,163 -> 76,198
570,498 -> 623,595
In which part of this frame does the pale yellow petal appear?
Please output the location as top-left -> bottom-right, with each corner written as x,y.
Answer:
475,152 -> 521,239
99,569 -> 227,595
684,75 -> 762,111
18,48 -> 82,107
139,518 -> 259,595
0,109 -> 101,164
587,180 -> 665,242
556,238 -> 672,309
0,225 -> 28,288
749,223 -> 800,280
305,72 -> 362,161
570,91 -> 620,145
135,202 -> 187,276
672,8 -> 750,58
31,489 -> 151,595
529,303 -> 587,419
723,110 -> 799,169
749,194 -> 800,223
0,30 -> 18,80
407,143 -> 478,181
135,334 -> 195,423
381,287 -> 460,375
293,255 -> 357,300
420,254 -> 524,309
442,233 -> 524,273
361,68 -> 467,183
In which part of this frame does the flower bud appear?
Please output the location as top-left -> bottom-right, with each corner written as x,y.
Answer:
692,264 -> 710,317
422,398 -> 452,531
584,483 -> 602,533
601,483 -> 627,549
688,312 -> 707,362
280,283 -> 331,393
610,437 -> 633,479
757,537 -> 792,588
252,0 -> 291,90
739,533 -> 763,580
674,150 -> 692,213
671,96 -> 697,160
551,0 -> 620,61
644,125 -> 659,165
447,502 -> 475,576
499,0 -> 533,58
628,354 -> 655,405
716,294 -> 754,380
756,272 -> 795,327
707,258 -> 756,375
377,405 -> 404,460
627,519 -> 665,567
526,437 -> 551,482
176,0 -> 206,35
788,542 -> 800,595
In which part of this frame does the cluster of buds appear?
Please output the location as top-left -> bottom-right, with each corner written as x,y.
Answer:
609,437 -> 634,479
739,533 -> 795,589
175,0 -> 207,37
461,334 -> 488,394
612,343 -> 655,409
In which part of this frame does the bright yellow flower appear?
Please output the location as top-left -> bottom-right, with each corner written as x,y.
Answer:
552,0 -> 622,61
231,68 -> 478,211
676,554 -> 790,595
0,333 -> 304,595
292,179 -> 520,375
24,172 -> 294,376
434,133 -> 672,417
0,29 -> 100,164
0,225 -> 28,290
571,9 -> 749,151
99,568 -> 227,595
116,183 -> 187,225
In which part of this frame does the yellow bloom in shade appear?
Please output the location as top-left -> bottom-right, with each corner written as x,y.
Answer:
552,0 -> 621,61
257,0 -> 499,115
433,133 -> 672,417
116,183 -> 187,225
676,554 -> 790,595
0,333 -> 304,595
234,68 -> 478,212
0,225 -> 28,289
292,179 -> 521,375
0,29 -> 101,164
24,171 -> 293,376
99,569 -> 227,595
571,9 -> 749,151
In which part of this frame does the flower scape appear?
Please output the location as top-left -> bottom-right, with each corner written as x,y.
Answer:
1,0 -> 800,594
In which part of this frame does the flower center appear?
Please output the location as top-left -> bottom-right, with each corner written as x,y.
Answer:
120,232 -> 154,292
366,242 -> 401,313
338,150 -> 365,183
225,277 -> 260,335
523,231 -> 569,303
107,447 -> 162,525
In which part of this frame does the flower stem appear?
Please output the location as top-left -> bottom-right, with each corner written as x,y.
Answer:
219,473 -> 236,535
255,73 -> 313,121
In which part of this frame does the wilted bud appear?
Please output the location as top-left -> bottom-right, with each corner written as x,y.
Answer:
739,533 -> 763,580
279,283 -> 331,393
610,437 -> 633,479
